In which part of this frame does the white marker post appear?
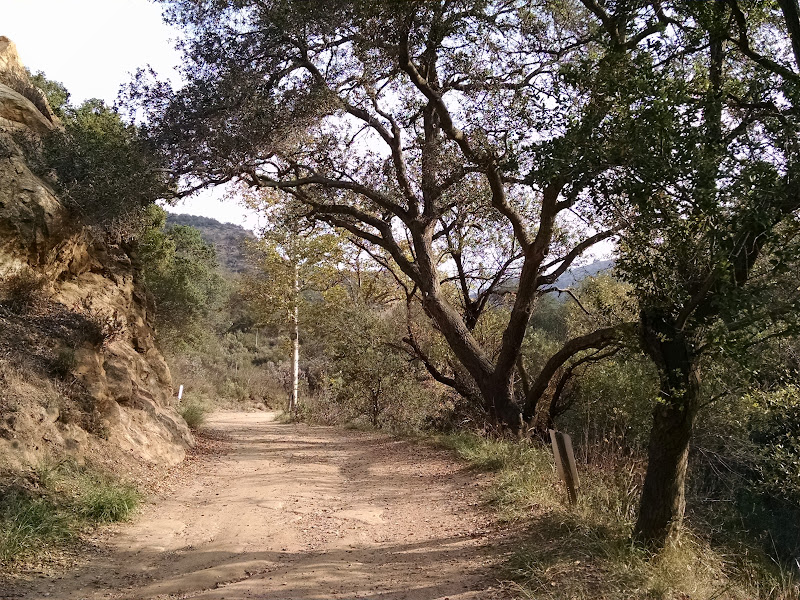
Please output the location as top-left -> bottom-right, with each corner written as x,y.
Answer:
549,429 -> 579,505
178,384 -> 184,401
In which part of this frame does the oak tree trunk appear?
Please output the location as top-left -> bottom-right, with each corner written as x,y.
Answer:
477,375 -> 523,432
634,310 -> 701,548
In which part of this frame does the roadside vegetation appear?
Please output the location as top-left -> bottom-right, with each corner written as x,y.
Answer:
439,432 -> 798,599
0,461 -> 138,568
0,68 -> 166,572
177,400 -> 209,430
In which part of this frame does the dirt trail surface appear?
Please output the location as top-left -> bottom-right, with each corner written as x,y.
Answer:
7,412 -> 513,600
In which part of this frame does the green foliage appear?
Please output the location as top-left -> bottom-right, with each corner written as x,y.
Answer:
165,213 -> 255,273
241,202 -> 344,333
0,489 -> 74,565
178,399 -> 209,430
77,477 -> 140,523
748,386 -> 800,502
567,274 -> 638,335
33,96 -> 173,235
437,432 -> 540,473
27,70 -> 69,117
165,327 -> 290,411
139,208 -> 228,339
689,385 -> 800,566
321,302 -> 430,429
559,354 -> 659,453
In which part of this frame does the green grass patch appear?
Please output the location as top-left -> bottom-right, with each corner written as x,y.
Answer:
0,460 -> 141,568
435,432 -> 800,599
178,399 -> 209,430
77,475 -> 139,523
436,431 -> 523,471
0,488 -> 75,564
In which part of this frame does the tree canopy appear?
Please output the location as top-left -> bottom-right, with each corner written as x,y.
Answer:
127,0 -> 800,549
138,206 -> 228,339
129,0 -> 667,427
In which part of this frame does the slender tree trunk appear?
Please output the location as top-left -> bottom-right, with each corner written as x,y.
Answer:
634,310 -> 701,548
289,264 -> 299,415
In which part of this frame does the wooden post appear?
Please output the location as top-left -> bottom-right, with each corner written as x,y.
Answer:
549,429 -> 579,505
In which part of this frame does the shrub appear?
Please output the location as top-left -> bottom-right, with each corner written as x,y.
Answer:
1,269 -> 47,312
178,400 -> 208,430
748,385 -> 800,502
31,99 -> 174,236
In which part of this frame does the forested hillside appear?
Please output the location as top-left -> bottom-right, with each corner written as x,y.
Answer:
165,213 -> 255,274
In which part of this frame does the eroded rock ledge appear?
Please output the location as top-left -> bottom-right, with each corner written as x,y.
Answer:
0,36 -> 192,472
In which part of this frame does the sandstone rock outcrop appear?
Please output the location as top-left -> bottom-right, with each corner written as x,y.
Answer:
0,38 -> 192,471
0,37 -> 25,76
0,36 -> 60,130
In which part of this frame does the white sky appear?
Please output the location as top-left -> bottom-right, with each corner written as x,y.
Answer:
2,0 -> 261,231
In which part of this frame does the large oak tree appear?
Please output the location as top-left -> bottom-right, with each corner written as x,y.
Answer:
129,0 -> 671,428
128,0 -> 800,549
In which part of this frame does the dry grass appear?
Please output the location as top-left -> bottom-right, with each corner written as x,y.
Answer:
437,432 -> 800,600
0,269 -> 48,313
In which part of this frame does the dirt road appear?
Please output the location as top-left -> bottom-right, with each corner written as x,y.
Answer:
9,412 -> 512,600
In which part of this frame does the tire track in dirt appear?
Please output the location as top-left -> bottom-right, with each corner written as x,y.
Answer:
8,412 -> 514,600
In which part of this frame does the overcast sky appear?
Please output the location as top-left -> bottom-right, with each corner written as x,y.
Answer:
3,0 -> 260,231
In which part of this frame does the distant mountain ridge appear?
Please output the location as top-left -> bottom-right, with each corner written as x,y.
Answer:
164,213 -> 613,286
165,213 -> 256,274
552,258 -> 614,289
491,258 -> 615,301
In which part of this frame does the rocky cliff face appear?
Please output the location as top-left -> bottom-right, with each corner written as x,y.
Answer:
0,37 -> 192,472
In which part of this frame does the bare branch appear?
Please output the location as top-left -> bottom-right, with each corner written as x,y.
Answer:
522,323 -> 637,420
539,229 -> 617,285
725,0 -> 800,82
541,287 -> 593,318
